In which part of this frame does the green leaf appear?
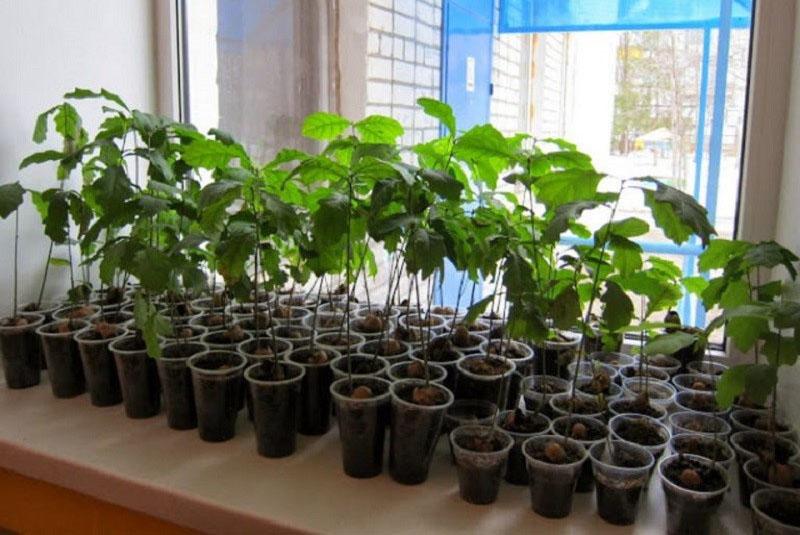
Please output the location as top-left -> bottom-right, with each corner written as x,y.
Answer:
32,106 -> 58,143
454,124 -> 512,160
54,103 -> 82,140
417,98 -> 456,134
216,224 -> 256,285
720,279 -> 749,308
552,287 -> 581,330
182,139 -> 241,168
543,201 -> 599,243
697,239 -> 750,271
43,190 -> 70,243
744,364 -> 778,405
535,169 -> 604,206
729,316 -> 768,352
94,165 -> 131,212
64,87 -> 129,111
609,235 -> 642,277
19,150 -> 65,169
716,365 -> 749,408
464,295 -> 494,324
199,180 -> 242,209
643,331 -> 697,356
0,182 -> 25,219
354,115 -> 404,143
641,180 -> 716,246
312,192 -> 349,246
132,248 -> 173,293
420,168 -> 463,200
601,280 -> 634,331
596,217 -> 649,242
48,257 -> 71,267
763,333 -> 799,366
369,213 -> 418,239
406,228 -> 446,279
301,112 -> 351,140
743,241 -> 799,279
682,276 -> 709,296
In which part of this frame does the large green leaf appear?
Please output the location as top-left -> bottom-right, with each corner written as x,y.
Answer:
216,223 -> 256,284
595,217 -> 649,242
54,103 -> 82,140
419,168 -> 463,200
609,235 -> 642,277
743,241 -> 799,279
417,98 -> 456,134
641,180 -> 716,246
601,280 -> 634,331
763,333 -> 799,366
697,239 -> 750,271
301,112 -> 351,140
643,331 -> 697,356
132,248 -> 174,293
535,169 -> 604,206
64,87 -> 129,111
312,192 -> 349,247
552,287 -> 581,329
406,228 -> 446,279
199,180 -> 242,209
716,364 -> 748,408
543,201 -> 599,243
454,124 -> 512,161
19,150 -> 65,169
0,182 -> 25,219
94,165 -> 131,212
354,115 -> 404,143
182,139 -> 242,168
32,105 -> 58,143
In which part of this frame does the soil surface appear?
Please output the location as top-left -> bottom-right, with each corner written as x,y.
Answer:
614,418 -> 665,446
529,439 -> 583,465
65,306 -> 94,319
335,356 -> 382,375
396,383 -> 447,406
554,396 -> 602,415
673,437 -> 730,463
81,322 -> 119,340
681,394 -> 721,413
739,434 -> 796,464
250,360 -> 298,382
500,409 -> 549,434
677,416 -> 723,434
530,378 -> 568,395
486,341 -> 528,359
455,433 -> 505,453
663,456 -> 725,492
293,349 -> 330,364
553,418 -> 606,441
738,412 -> 791,433
760,499 -> 800,526
613,397 -> 662,419
1,316 -> 31,327
462,356 -> 511,376
367,339 -> 404,356
579,371 -> 612,396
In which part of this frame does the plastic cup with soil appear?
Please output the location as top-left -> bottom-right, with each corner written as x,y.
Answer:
551,414 -> 609,492
589,440 -> 654,525
521,375 -> 570,417
91,311 -> 134,327
522,435 -> 588,518
658,454 -> 729,535
389,379 -> 454,485
188,312 -> 231,333
674,391 -> 729,419
157,341 -> 207,430
619,364 -> 670,383
568,360 -> 618,383
330,353 -> 389,380
108,335 -> 161,418
409,345 -> 461,392
359,338 -> 412,365
159,324 -> 207,344
532,330 -> 581,379
669,433 -> 734,470
437,328 -> 485,355
638,354 -> 682,377
187,350 -> 247,442
575,374 -> 622,401
608,395 -> 668,423
686,359 -> 728,376
225,302 -> 266,320
671,372 -> 717,394
199,324 -> 251,350
36,320 -> 88,398
314,332 -> 366,353
74,322 -> 125,406
454,354 -> 515,408
588,351 -> 636,371
330,376 -> 392,478
498,408 -> 551,485
621,377 -> 676,408
447,319 -> 491,340
20,301 -> 61,323
549,392 -> 606,420
349,315 -> 396,341
286,347 -> 339,435
52,304 -> 99,322
317,300 -> 359,314
354,304 -> 401,323
233,313 -> 274,335
303,312 -> 348,334
442,399 -> 499,462
0,313 -> 45,389
270,305 -> 312,326
190,295 -> 228,313
450,425 -> 513,505
238,337 -> 293,362
669,411 -> 732,440
430,305 -> 466,321
272,325 -> 313,348
731,431 -> 800,508
245,360 -> 304,457
732,409 -> 796,441
397,313 -> 447,339
751,488 -> 800,534
480,338 -> 535,370
387,360 -> 446,384
609,414 -> 670,476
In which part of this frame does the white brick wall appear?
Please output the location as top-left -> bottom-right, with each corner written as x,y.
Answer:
367,0 -> 442,146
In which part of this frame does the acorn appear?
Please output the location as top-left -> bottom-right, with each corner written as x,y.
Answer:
544,441 -> 566,463
411,385 -> 442,405
453,325 -> 471,347
95,322 -> 117,339
405,360 -> 426,378
768,463 -> 795,487
382,339 -> 402,354
309,350 -> 329,364
570,422 -> 588,441
351,385 -> 374,399
665,310 -> 682,333
361,314 -> 383,333
679,468 -> 702,488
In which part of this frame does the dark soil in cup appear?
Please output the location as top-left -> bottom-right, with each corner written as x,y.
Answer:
395,361 -> 443,381
449,327 -> 481,349
531,439 -> 583,464
620,367 -> 666,380
664,456 -> 725,492
113,337 -> 160,418
96,286 -> 126,305
685,376 -> 714,392
431,306 -> 456,316
454,432 -> 508,504
453,321 -> 488,333
456,357 -> 512,406
553,418 -> 606,442
365,338 -> 405,356
167,326 -> 203,340
206,325 -> 247,346
760,499 -> 800,527
77,328 -> 122,406
527,439 -> 584,517
81,322 -> 120,340
579,371 -> 613,396
681,394 -> 721,413
737,412 -> 791,433
749,461 -> 800,489
615,419 -> 665,447
165,301 -> 195,317
740,434 -> 796,464
191,352 -> 244,442
291,349 -> 334,435
249,361 -> 303,457
91,313 -> 130,326
553,396 -> 603,416
333,355 -> 383,376
405,315 -> 440,328
158,343 -> 205,430
734,395 -> 768,411
316,333 -> 358,349
485,340 -> 528,360
501,409 -> 547,434
197,314 -> 226,328
613,397 -> 662,419
533,338 -> 576,379
674,437 -> 730,463
274,326 -> 308,340
389,382 -> 449,484
393,325 -> 423,343
334,379 -> 390,478
0,315 -> 42,388
463,356 -> 511,376
62,305 -> 96,320
530,378 -> 569,395
649,356 -> 677,369
272,306 -> 307,319
353,314 -> 384,334
595,448 -> 649,525
677,416 -> 723,434
41,321 -> 86,397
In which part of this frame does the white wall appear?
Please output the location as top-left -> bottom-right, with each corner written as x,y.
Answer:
775,3 -> 800,427
0,0 -> 157,317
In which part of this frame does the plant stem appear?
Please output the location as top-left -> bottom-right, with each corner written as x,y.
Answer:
36,240 -> 54,308
13,210 -> 19,318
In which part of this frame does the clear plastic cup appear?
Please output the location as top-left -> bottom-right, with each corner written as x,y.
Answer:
497,408 -> 551,485
622,377 -> 676,408
669,432 -> 734,470
387,360 -> 446,384
744,458 -> 800,508
669,411 -> 731,439
37,319 -> 88,398
609,413 -> 670,466
108,334 -> 161,418
330,353 -> 389,380
245,360 -> 305,458
674,391 -> 730,418
157,341 -> 207,430
0,313 -> 45,388
75,323 -> 125,406
522,435 -> 588,518
187,350 -> 247,442
658,453 -> 729,535
455,354 -> 516,407
590,440 -> 654,525
589,351 -> 636,369
551,414 -> 608,492
751,489 -> 800,534
450,425 -> 513,504
521,375 -> 570,417
671,372 -> 717,394
731,409 -> 796,441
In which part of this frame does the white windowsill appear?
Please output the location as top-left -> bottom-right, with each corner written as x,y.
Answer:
0,375 -> 749,534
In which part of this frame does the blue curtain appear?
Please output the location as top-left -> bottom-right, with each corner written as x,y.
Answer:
499,0 -> 752,33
